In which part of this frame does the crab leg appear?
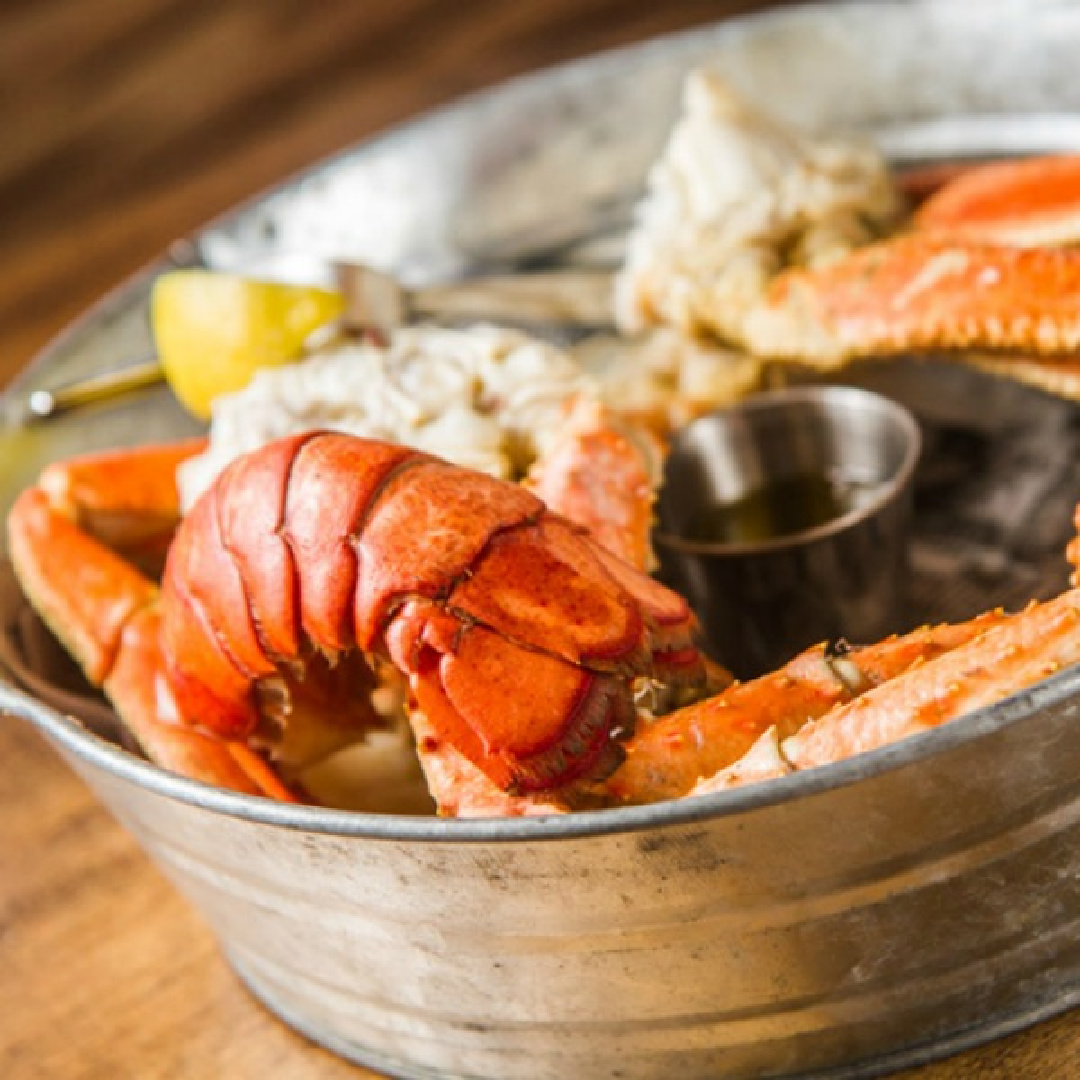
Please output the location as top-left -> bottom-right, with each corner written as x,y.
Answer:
35,437 -> 206,559
596,611 -> 1011,805
742,236 -> 1080,369
698,589 -> 1080,793
913,155 -> 1080,247
6,480 -> 297,800
525,396 -> 664,569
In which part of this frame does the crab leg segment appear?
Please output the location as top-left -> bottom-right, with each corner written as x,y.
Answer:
600,612 -> 1011,805
6,478 -> 297,800
526,398 -> 663,570
8,487 -> 159,687
105,606 -> 296,800
700,589 -> 1080,793
744,236 -> 1080,368
914,155 -> 1080,247
36,437 -> 206,558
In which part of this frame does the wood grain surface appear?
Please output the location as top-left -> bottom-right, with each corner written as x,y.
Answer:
1,2 -> 1078,1078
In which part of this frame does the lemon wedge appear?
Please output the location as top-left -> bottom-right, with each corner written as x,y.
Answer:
151,270 -> 346,419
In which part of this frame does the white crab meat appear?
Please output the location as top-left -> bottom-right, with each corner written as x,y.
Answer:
179,319 -> 771,511
615,70 -> 902,342
177,325 -> 597,510
576,328 -> 762,431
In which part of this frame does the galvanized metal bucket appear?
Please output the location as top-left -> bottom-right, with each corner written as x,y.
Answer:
4,2 -> 1080,1076
3,661 -> 1080,1079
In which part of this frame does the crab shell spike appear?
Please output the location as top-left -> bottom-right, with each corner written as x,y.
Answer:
743,235 -> 1080,368
914,155 -> 1080,247
160,432 -> 703,793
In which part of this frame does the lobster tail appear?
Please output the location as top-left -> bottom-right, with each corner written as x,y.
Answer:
159,432 -> 703,793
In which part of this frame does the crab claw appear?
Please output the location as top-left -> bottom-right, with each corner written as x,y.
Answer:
914,154 -> 1080,247
743,235 -> 1080,368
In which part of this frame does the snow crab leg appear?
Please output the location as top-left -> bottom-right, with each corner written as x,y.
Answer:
697,587 -> 1080,794
33,437 -> 206,562
612,493 -> 1080,803
741,236 -> 1080,369
6,438 -> 300,799
525,396 -> 663,571
596,611 -> 1012,805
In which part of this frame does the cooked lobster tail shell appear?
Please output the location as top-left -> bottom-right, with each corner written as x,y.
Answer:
160,432 -> 703,792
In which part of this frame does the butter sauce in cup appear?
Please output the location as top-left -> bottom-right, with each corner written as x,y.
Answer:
655,386 -> 922,680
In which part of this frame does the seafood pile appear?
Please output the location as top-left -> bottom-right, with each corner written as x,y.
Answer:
176,325 -> 599,506
176,322 -> 763,511
619,71 -> 1080,378
10,70 -> 1080,817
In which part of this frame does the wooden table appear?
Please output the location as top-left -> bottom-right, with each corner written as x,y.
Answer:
1,2 -> 1078,1077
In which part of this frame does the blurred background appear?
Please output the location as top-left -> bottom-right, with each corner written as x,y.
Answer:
0,0 -> 781,383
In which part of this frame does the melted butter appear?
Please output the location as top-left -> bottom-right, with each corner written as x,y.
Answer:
683,471 -> 881,546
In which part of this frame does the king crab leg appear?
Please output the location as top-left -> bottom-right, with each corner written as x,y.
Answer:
696,588 -> 1080,794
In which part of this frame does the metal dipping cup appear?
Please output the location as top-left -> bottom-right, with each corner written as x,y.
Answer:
655,386 -> 922,679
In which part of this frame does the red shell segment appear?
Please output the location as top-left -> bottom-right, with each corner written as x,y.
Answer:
350,459 -> 544,650
447,518 -> 647,669
282,436 -> 422,652
159,432 -> 702,791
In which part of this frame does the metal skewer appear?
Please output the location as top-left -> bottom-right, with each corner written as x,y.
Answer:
21,358 -> 166,420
